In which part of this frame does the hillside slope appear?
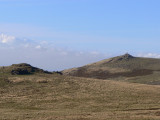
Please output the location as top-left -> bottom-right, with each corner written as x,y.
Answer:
0,74 -> 160,120
62,54 -> 160,84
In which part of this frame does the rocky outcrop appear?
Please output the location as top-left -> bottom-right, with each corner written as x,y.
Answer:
10,63 -> 51,75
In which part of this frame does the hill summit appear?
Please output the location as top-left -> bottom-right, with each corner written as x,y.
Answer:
62,53 -> 160,83
107,53 -> 134,63
114,53 -> 134,60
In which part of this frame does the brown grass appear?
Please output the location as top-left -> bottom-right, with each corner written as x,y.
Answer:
0,74 -> 159,120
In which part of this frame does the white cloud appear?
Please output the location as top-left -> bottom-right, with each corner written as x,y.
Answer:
137,53 -> 160,58
0,33 -> 48,51
0,33 -> 108,70
0,44 -> 107,71
0,33 -> 15,44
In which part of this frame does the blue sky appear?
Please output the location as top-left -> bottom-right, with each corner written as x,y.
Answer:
0,0 -> 160,70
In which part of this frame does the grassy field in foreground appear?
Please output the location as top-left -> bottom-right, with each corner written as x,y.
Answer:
0,74 -> 160,120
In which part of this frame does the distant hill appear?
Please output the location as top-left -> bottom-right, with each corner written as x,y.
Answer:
62,53 -> 160,85
0,63 -> 52,75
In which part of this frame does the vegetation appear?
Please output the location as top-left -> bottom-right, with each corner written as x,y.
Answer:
0,74 -> 159,120
0,63 -> 60,75
0,55 -> 160,119
63,54 -> 160,85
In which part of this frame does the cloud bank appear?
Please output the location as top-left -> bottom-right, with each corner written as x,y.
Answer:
1,33 -> 159,71
0,33 -> 107,71
0,34 -> 15,44
137,53 -> 160,58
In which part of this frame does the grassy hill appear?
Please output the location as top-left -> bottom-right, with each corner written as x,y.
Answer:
0,63 -> 52,75
0,59 -> 160,119
62,53 -> 160,85
0,74 -> 160,120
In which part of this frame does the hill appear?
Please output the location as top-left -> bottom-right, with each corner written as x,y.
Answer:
62,53 -> 160,85
0,74 -> 160,120
0,63 -> 54,75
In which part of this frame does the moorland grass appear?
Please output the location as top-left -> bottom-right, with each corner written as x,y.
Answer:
0,74 -> 159,120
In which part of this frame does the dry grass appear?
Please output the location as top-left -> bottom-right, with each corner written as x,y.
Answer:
0,74 -> 159,120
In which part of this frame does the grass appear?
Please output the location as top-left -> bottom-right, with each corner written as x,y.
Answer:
0,74 -> 159,120
110,71 -> 160,85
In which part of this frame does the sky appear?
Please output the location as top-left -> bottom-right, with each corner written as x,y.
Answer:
0,0 -> 160,71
